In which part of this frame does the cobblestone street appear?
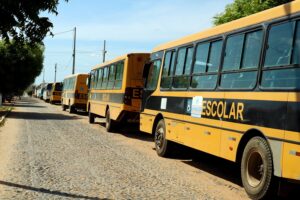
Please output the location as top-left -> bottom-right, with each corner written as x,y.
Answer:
0,97 -> 248,199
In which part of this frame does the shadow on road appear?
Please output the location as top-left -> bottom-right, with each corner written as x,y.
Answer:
13,104 -> 46,108
74,110 -> 88,116
102,122 -> 153,142
174,146 -> 243,186
7,111 -> 79,120
0,180 -> 107,200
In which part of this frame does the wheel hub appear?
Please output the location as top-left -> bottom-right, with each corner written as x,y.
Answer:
155,127 -> 164,149
246,150 -> 264,187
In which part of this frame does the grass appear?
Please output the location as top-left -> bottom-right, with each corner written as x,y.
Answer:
0,106 -> 12,118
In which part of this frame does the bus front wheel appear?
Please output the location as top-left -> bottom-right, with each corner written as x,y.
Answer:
241,136 -> 275,200
154,119 -> 173,157
62,104 -> 66,111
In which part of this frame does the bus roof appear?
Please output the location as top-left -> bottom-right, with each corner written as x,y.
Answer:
153,1 -> 300,52
91,53 -> 149,70
63,73 -> 88,79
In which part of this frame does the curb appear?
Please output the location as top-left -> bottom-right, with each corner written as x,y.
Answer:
0,107 -> 13,126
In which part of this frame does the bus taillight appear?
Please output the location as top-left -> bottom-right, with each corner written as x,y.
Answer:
124,88 -> 132,106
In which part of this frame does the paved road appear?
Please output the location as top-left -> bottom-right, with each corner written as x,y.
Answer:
0,97 -> 250,199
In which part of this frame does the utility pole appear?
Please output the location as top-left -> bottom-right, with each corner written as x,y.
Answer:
102,40 -> 107,63
72,27 -> 76,74
54,63 -> 57,83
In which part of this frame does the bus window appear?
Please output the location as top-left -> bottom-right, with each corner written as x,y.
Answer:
261,68 -> 300,89
292,21 -> 300,64
161,50 -> 176,89
208,40 -> 222,72
55,83 -> 62,91
220,30 -> 262,89
114,61 -> 124,89
223,34 -> 245,71
194,42 -> 209,73
97,68 -> 103,89
191,40 -> 222,90
264,21 -> 294,67
101,67 -> 109,89
146,60 -> 161,90
262,20 -> 300,89
242,31 -> 263,69
173,46 -> 194,89
107,64 -> 116,89
184,47 -> 194,75
175,48 -> 186,75
47,84 -> 52,90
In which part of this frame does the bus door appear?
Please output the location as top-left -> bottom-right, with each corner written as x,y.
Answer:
142,60 -> 162,111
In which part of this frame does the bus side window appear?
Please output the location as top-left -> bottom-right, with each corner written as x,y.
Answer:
220,30 -> 262,90
261,20 -> 300,90
173,46 -> 194,89
161,50 -> 176,89
191,40 -> 222,90
107,64 -> 116,89
101,67 -> 109,89
96,68 -> 103,89
292,21 -> 300,65
264,22 -> 293,67
114,61 -> 124,89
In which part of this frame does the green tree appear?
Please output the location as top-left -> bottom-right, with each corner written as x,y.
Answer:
0,0 -> 67,44
213,0 -> 293,25
0,42 -> 44,94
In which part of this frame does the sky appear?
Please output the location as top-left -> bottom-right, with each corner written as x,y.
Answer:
35,0 -> 234,84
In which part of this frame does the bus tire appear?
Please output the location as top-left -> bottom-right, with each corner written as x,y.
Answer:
89,110 -> 95,124
62,104 -> 66,111
69,105 -> 75,113
105,109 -> 115,132
154,119 -> 173,157
241,136 -> 275,200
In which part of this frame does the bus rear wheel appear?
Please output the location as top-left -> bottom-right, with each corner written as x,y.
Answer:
241,136 -> 275,200
89,110 -> 95,124
106,109 -> 115,132
69,105 -> 75,113
154,119 -> 173,157
62,104 -> 66,111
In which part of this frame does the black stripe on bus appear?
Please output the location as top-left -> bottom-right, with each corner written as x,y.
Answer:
145,96 -> 300,133
90,92 -> 124,104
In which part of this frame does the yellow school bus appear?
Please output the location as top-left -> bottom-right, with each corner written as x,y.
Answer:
62,74 -> 88,113
140,1 -> 300,199
88,53 -> 150,131
50,82 -> 63,104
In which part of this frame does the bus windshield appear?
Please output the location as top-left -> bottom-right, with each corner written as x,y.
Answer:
47,84 -> 52,90
55,83 -> 63,91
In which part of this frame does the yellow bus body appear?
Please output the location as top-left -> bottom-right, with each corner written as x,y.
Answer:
62,74 -> 88,111
50,82 -> 63,104
88,53 -> 150,124
140,1 -> 300,192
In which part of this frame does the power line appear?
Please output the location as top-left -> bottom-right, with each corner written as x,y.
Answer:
46,29 -> 74,37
